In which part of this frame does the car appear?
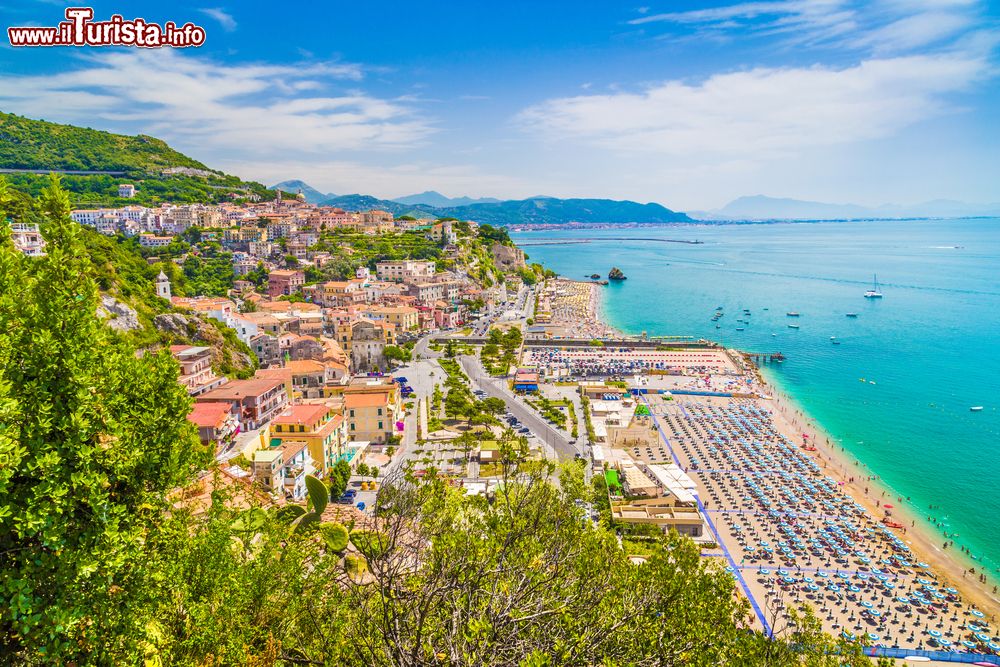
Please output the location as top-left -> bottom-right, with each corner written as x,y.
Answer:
335,495 -> 352,504
518,427 -> 530,434
394,377 -> 408,383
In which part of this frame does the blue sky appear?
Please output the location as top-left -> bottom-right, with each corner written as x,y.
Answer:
1,0 -> 998,209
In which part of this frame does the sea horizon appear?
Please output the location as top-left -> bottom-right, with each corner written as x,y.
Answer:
513,218 -> 1000,581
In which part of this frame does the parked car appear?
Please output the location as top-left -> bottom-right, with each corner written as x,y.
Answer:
518,427 -> 530,434
356,501 -> 366,511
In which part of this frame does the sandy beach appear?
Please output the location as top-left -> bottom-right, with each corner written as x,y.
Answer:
536,274 -> 1000,659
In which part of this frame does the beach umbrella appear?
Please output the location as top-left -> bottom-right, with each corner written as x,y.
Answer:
862,601 -> 874,609
975,632 -> 991,642
867,633 -> 879,642
962,640 -> 977,649
972,610 -> 986,618
928,629 -> 942,638
939,639 -> 952,647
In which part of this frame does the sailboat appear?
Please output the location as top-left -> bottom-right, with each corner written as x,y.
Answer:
864,274 -> 884,299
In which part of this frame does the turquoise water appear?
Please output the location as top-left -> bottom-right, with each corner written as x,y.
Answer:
513,220 -> 1000,574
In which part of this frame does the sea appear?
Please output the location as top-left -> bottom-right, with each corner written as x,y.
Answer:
512,218 -> 1000,575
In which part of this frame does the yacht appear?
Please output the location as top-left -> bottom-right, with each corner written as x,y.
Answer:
971,406 -> 984,412
864,274 -> 884,299
788,324 -> 800,329
787,311 -> 800,317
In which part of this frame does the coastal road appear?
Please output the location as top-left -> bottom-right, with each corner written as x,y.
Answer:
459,354 -> 578,461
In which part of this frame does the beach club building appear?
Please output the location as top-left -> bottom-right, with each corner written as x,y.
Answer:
513,369 -> 540,392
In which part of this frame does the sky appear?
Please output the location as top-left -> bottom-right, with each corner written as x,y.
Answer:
0,0 -> 998,210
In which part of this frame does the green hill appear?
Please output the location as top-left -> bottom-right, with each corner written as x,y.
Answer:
0,112 -> 290,206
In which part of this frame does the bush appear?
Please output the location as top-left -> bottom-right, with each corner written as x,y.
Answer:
320,523 -> 350,552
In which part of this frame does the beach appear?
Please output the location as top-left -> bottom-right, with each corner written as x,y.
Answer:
532,275 -> 1000,659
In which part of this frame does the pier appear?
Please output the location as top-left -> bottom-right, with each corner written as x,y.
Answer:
518,237 -> 704,246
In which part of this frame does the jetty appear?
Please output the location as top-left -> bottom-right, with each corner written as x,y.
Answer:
518,237 -> 704,246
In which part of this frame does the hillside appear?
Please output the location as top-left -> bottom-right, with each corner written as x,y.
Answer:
319,193 -> 692,225
75,224 -> 256,378
0,112 -> 290,206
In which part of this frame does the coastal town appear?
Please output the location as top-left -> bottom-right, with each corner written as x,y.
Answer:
8,185 -> 1000,664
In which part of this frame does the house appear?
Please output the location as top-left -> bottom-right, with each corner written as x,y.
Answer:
170,345 -> 227,396
253,439 -> 313,501
341,320 -> 395,372
138,234 -> 174,248
267,269 -> 305,298
343,378 -> 401,444
269,404 -> 346,476
118,183 -> 136,198
187,402 -> 240,451
375,259 -> 436,283
10,223 -> 46,257
361,304 -> 420,332
196,376 -> 288,431
250,332 -> 282,368
406,280 -> 462,304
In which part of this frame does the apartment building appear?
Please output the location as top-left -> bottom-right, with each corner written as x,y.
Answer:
196,376 -> 289,431
375,259 -> 436,282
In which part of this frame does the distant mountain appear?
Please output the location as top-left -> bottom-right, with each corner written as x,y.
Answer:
392,190 -> 501,207
271,179 -> 332,204
441,197 -> 692,226
699,195 -> 1000,221
319,193 -> 692,226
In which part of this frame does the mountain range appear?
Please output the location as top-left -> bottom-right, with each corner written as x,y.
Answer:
391,190 -> 501,207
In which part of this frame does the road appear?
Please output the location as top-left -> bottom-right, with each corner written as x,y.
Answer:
459,354 -> 579,461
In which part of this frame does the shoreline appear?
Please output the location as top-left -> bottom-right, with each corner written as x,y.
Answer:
568,275 -> 1000,623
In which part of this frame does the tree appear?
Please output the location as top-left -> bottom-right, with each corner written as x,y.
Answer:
480,396 -> 506,420
383,344 -> 411,366
0,176 -> 206,661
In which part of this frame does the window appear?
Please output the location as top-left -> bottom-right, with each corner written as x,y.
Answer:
378,421 -> 383,430
350,423 -> 355,431
377,407 -> 383,416
349,409 -> 355,418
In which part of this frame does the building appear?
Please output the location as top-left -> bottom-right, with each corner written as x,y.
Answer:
269,404 -> 346,476
196,376 -> 289,431
267,269 -> 305,298
346,320 -> 392,372
250,332 -> 281,368
138,234 -> 173,248
362,304 -> 420,332
253,440 -> 313,501
156,270 -> 172,300
344,381 -> 401,444
10,222 -> 45,257
513,369 -> 540,392
170,345 -> 227,396
406,281 -> 462,304
187,402 -> 240,451
376,259 -> 436,283
118,183 -> 136,198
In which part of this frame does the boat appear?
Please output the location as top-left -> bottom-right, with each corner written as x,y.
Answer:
736,327 -> 745,331
846,313 -> 858,318
864,274 -> 884,298
787,312 -> 800,317
772,333 -> 777,337
788,324 -> 800,329
832,340 -> 841,345
970,406 -> 984,412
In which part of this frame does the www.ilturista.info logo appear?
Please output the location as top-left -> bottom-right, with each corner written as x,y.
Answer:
7,7 -> 206,48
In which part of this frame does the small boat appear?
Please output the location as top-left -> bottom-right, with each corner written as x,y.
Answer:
787,312 -> 800,317
772,333 -> 777,336
763,308 -> 769,311
864,274 -> 884,299
832,340 -> 841,345
788,324 -> 800,329
970,406 -> 984,412
716,324 -> 721,329
869,381 -> 876,385
736,327 -> 745,331
846,313 -> 858,318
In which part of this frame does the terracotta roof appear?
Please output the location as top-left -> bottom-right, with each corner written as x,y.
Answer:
284,359 -> 325,374
344,391 -> 390,408
188,402 -> 232,428
197,377 -> 285,401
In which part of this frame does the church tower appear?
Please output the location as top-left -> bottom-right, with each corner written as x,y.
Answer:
156,270 -> 171,300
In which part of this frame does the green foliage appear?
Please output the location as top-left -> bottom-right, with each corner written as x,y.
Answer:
327,459 -> 352,500
320,522 -> 350,552
0,175 -> 207,661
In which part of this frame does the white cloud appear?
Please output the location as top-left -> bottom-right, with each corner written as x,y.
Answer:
0,50 -> 432,159
199,7 -> 237,32
517,53 -> 988,158
629,0 -> 986,53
